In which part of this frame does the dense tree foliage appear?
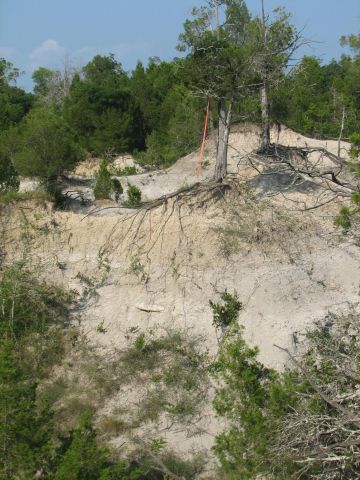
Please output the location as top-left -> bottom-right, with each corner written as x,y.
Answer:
0,266 -> 71,478
6,108 -> 84,178
0,150 -> 19,193
64,55 -> 145,155
273,53 -> 360,138
130,59 -> 204,167
0,58 -> 33,131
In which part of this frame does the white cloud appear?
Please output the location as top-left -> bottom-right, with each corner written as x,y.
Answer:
29,39 -> 67,70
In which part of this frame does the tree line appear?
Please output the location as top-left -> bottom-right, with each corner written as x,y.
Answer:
1,0 -> 360,192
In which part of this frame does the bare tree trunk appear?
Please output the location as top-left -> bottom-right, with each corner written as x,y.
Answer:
214,0 -> 219,33
337,105 -> 345,158
214,97 -> 232,181
259,0 -> 271,153
212,0 -> 231,180
260,83 -> 270,152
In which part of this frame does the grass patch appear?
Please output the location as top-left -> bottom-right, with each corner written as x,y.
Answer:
0,190 -> 50,204
43,326 -> 210,453
110,165 -> 137,176
213,190 -> 308,259
98,415 -> 132,436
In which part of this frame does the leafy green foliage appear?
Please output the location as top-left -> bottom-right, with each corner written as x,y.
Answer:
32,64 -> 76,106
0,265 -> 72,342
53,411 -> 109,480
7,108 -> 84,178
64,55 -> 145,155
178,2 -> 252,112
273,53 -> 360,138
334,133 -> 360,233
0,190 -> 50,204
0,150 -> 19,193
94,160 -> 112,200
335,206 -> 352,231
112,165 -> 137,176
131,61 -> 204,168
0,58 -> 33,131
350,132 -> 360,158
209,291 -> 242,329
0,266 -> 74,479
94,162 -> 124,201
212,309 -> 360,479
340,33 -> 360,53
212,324 -> 285,479
0,342 -> 56,479
112,178 -> 123,202
126,184 -> 142,207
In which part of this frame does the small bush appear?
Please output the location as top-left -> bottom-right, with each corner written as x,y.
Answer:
134,332 -> 146,352
209,291 -> 242,329
112,178 -> 123,196
0,151 -> 19,193
335,206 -> 352,231
112,165 -> 137,176
94,160 -> 112,199
126,184 -> 142,207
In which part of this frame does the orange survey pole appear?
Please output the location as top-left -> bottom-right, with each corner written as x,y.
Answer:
197,97 -> 211,179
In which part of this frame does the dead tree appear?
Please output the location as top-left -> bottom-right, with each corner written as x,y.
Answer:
259,0 -> 271,152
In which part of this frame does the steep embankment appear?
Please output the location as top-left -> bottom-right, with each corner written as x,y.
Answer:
4,124 -> 358,471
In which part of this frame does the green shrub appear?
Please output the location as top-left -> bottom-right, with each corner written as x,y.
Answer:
350,132 -> 360,159
134,332 -> 146,352
111,178 -> 123,202
0,265 -> 73,342
126,184 -> 142,207
209,291 -> 242,329
8,108 -> 84,178
0,150 -> 19,193
212,313 -> 360,479
335,206 -> 352,231
94,160 -> 112,200
112,165 -> 137,176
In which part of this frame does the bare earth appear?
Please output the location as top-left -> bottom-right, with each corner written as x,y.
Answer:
10,124 -> 359,472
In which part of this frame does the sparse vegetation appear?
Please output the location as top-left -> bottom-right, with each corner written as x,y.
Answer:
111,165 -> 137,176
0,189 -> 50,204
128,255 -> 148,281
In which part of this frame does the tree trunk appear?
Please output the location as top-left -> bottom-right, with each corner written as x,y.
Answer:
260,83 -> 270,152
214,97 -> 232,181
337,105 -> 345,158
259,0 -> 271,153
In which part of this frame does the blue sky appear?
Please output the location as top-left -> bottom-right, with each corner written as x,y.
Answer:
1,0 -> 359,91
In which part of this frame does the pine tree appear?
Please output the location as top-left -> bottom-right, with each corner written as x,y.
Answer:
94,160 -> 112,200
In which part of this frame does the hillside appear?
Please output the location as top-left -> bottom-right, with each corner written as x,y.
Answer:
2,125 -> 358,475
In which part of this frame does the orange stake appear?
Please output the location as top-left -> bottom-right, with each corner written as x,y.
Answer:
197,97 -> 211,179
